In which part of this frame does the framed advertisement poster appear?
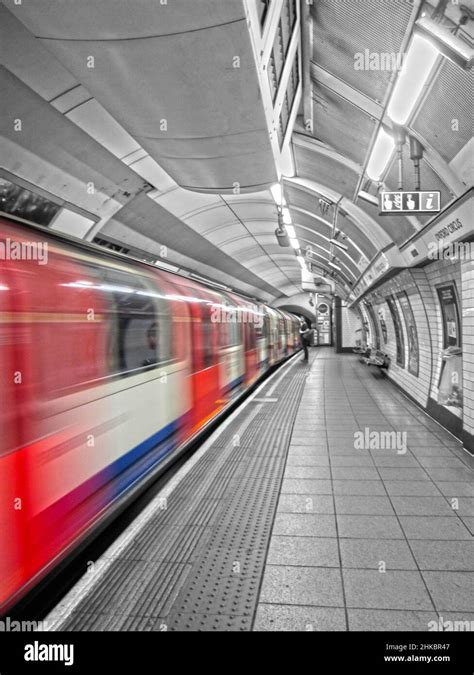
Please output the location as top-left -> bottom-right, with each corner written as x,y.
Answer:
386,295 -> 405,367
377,305 -> 388,344
397,291 -> 419,377
436,283 -> 462,414
436,284 -> 461,349
365,302 -> 381,350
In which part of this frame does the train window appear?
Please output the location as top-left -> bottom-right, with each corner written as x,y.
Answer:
230,320 -> 241,347
263,314 -> 271,339
101,269 -> 170,374
202,308 -> 214,368
217,305 -> 241,349
34,259 -> 171,399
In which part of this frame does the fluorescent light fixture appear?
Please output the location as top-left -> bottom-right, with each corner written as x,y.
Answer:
286,224 -> 296,238
282,207 -> 292,224
387,34 -> 439,125
190,273 -> 231,291
330,238 -> 349,251
155,261 -> 180,273
415,16 -> 472,70
366,127 -> 395,181
328,260 -> 341,271
290,238 -> 300,249
270,183 -> 286,206
358,190 -> 379,206
297,255 -> 306,268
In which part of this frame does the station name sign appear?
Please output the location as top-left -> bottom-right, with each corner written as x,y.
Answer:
380,191 -> 441,214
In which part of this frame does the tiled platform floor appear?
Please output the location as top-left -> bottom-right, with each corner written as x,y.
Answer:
254,349 -> 474,632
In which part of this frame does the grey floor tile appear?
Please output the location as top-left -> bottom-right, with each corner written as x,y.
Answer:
434,613 -> 474,631
335,495 -> 395,515
347,609 -> 438,631
329,446 -> 372,456
410,540 -> 474,571
372,456 -> 420,468
332,480 -> 387,496
285,466 -> 331,479
390,496 -> 456,517
266,536 -> 339,567
254,604 -> 346,631
277,494 -> 334,514
337,515 -> 404,539
273,513 -> 337,537
384,481 -> 441,496
377,468 -> 431,482
454,497 -> 474,516
422,572 -> 474,612
399,516 -> 472,540
292,423 -> 320,428
410,447 -> 453,457
291,439 -> 323,449
425,467 -> 474,483
417,456 -> 470,468
460,517 -> 474,535
259,566 -> 345,607
289,447 -> 329,457
405,435 -> 445,446
330,456 -> 376,467
286,455 -> 330,467
332,467 -> 381,481
281,479 -> 332,495
339,539 -> 417,570
436,482 -> 474,497
343,569 -> 434,610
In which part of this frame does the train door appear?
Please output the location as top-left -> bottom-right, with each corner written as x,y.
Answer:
171,279 -> 222,434
192,298 -> 223,432
0,249 -> 30,610
236,299 -> 258,385
217,295 -> 245,397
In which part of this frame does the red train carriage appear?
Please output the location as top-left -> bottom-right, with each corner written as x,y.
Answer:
0,214 -> 300,612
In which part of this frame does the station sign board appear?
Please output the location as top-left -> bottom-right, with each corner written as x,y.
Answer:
380,191 -> 441,214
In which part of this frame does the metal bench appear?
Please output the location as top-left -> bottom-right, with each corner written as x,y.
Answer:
362,348 -> 390,369
353,347 -> 369,357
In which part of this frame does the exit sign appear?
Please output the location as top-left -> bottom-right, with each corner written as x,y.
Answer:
380,191 -> 441,214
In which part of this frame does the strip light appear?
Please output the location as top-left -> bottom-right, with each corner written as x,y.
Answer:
366,127 -> 395,181
365,34 -> 440,182
282,207 -> 292,224
357,190 -> 379,206
387,34 -> 439,125
330,238 -> 349,251
270,183 -> 286,206
290,238 -> 300,249
297,255 -> 306,268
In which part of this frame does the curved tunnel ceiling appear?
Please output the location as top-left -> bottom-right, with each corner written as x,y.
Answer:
7,0 -> 278,193
1,0 -> 472,306
284,0 -> 472,296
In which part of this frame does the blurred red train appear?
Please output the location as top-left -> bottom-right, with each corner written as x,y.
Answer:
0,214 -> 301,612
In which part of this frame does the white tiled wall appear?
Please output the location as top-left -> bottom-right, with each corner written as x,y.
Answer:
341,304 -> 361,347
358,256 -> 470,437
461,257 -> 474,437
424,259 -> 463,402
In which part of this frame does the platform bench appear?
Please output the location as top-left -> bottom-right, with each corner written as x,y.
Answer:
362,348 -> 390,369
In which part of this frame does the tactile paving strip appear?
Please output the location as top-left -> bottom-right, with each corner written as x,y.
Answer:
59,356 -> 310,631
